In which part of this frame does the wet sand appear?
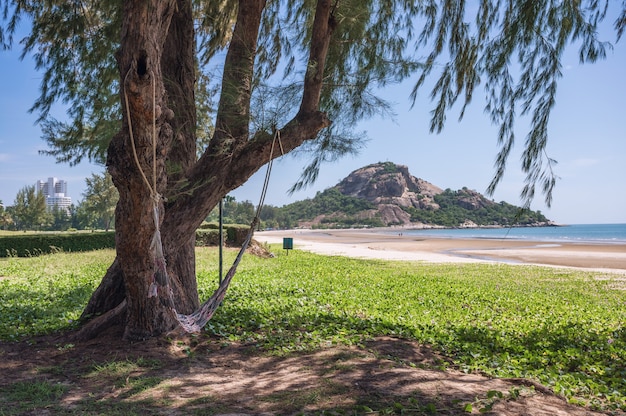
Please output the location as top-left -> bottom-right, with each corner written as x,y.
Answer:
255,229 -> 626,274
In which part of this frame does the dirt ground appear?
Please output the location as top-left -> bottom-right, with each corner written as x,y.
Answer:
0,327 -> 616,415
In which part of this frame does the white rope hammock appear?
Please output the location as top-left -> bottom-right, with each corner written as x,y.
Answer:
124,69 -> 281,332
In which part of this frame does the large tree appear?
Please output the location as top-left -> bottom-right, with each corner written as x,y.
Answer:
82,172 -> 119,231
1,1 -> 623,340
11,185 -> 49,231
0,201 -> 13,230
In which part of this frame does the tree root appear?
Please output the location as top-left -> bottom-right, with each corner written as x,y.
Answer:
503,377 -> 557,396
81,258 -> 126,319
71,299 -> 128,342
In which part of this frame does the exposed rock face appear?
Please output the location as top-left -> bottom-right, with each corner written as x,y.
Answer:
456,188 -> 495,210
377,204 -> 411,225
336,163 -> 443,212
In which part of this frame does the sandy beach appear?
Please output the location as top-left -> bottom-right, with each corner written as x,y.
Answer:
255,228 -> 626,274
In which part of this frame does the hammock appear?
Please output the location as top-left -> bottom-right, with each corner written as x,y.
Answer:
125,69 -> 281,333
147,157 -> 274,333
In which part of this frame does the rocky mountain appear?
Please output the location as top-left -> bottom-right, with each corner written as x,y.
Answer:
337,163 -> 443,208
278,162 -> 552,229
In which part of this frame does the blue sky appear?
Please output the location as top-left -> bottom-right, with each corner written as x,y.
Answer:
1,14 -> 624,225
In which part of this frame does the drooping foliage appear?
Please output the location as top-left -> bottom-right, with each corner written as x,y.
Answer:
1,0 -> 121,165
1,0 -> 624,204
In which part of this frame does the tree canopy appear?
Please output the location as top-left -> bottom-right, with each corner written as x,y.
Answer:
1,0 -> 623,206
10,185 -> 48,230
81,172 -> 118,232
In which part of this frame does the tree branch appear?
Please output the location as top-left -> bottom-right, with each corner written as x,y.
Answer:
208,0 -> 266,156
162,0 -> 197,185
161,0 -> 336,245
300,0 -> 336,114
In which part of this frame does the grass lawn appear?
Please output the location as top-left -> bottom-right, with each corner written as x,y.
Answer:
0,246 -> 624,412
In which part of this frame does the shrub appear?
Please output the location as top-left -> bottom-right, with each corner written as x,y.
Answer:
0,232 -> 115,257
0,225 -> 255,257
195,229 -> 221,246
196,225 -> 251,247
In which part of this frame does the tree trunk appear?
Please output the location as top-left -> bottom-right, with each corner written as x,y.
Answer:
81,0 -> 199,326
80,0 -> 335,341
106,0 -> 181,340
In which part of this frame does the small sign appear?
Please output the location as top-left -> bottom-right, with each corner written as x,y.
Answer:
283,237 -> 293,254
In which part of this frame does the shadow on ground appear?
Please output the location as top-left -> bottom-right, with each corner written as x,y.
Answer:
0,325 -> 610,416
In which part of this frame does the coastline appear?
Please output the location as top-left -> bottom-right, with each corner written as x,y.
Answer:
255,228 -> 626,274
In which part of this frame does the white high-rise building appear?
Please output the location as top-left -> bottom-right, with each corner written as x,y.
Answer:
36,177 -> 72,213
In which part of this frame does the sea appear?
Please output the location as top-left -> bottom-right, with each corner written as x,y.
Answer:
390,223 -> 626,244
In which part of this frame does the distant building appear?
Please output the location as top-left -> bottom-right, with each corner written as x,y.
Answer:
36,177 -> 72,213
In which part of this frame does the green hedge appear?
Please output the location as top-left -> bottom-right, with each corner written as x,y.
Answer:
0,232 -> 116,257
195,229 -> 220,246
195,224 -> 252,247
0,225 -> 254,257
198,222 -> 219,230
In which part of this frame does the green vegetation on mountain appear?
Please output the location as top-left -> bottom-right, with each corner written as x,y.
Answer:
405,188 -> 548,228
267,162 -> 550,229
279,188 -> 384,228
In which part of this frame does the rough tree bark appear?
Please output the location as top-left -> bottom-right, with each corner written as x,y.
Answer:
106,0 -> 181,340
78,0 -> 335,341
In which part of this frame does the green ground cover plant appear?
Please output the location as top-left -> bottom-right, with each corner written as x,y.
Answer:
0,247 -> 624,411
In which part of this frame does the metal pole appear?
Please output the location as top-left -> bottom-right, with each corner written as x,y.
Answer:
218,198 -> 223,285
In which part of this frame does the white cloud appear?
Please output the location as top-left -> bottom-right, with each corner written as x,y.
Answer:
0,153 -> 11,162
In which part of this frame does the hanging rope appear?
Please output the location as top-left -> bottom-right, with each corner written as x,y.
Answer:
123,69 -> 156,198
124,68 -> 283,332
176,128 -> 283,332
123,69 -> 169,298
